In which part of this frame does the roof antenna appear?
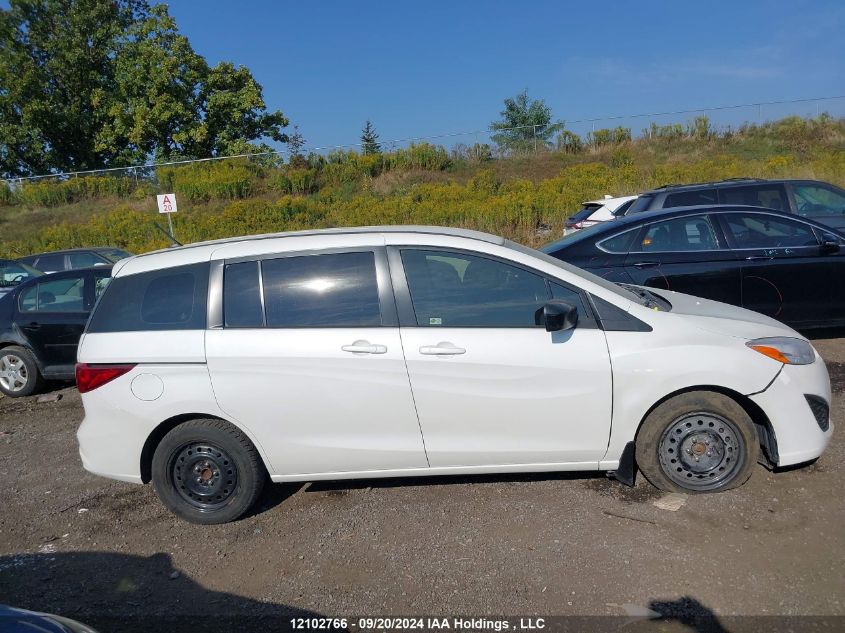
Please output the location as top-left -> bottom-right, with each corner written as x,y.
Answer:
153,221 -> 182,247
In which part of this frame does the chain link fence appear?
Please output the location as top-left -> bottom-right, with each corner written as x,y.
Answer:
2,95 -> 844,188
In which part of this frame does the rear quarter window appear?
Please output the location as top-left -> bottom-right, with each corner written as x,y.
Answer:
663,189 -> 718,207
87,262 -> 209,333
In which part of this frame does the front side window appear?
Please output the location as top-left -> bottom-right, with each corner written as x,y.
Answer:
19,276 -> 86,312
401,250 -> 551,327
793,184 -> 845,217
87,262 -> 209,333
723,213 -> 818,249
633,215 -> 718,252
261,252 -> 381,327
719,184 -> 789,212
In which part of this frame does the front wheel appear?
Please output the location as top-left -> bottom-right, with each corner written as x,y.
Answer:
152,419 -> 265,524
636,391 -> 759,493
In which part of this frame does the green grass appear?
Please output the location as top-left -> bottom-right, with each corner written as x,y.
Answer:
1,115 -> 843,257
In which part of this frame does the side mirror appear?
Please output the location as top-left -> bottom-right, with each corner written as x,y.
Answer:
820,239 -> 840,255
537,300 -> 578,332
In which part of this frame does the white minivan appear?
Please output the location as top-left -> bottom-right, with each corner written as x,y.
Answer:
76,226 -> 832,524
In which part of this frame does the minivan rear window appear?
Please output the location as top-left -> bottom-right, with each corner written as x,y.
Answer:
87,262 -> 209,333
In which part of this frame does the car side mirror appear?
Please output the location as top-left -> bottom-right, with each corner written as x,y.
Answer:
820,239 -> 840,255
537,300 -> 578,332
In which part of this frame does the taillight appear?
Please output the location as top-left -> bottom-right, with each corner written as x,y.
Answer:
75,363 -> 136,394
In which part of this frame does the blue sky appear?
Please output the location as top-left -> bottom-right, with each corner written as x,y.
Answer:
166,0 -> 845,151
93,2 -> 845,151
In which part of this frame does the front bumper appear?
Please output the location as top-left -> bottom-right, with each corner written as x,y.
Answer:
749,355 -> 833,467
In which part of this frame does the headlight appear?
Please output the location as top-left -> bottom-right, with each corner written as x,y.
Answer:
746,337 -> 815,365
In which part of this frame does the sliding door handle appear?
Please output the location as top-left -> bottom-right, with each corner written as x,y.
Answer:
419,342 -> 466,356
341,340 -> 387,354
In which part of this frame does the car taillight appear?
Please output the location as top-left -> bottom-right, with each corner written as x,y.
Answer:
75,363 -> 136,394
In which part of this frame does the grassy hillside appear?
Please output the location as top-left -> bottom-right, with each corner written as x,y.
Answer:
1,115 -> 843,258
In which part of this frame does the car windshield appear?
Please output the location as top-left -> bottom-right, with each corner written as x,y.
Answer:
99,249 -> 132,263
0,261 -> 43,287
505,239 -> 647,306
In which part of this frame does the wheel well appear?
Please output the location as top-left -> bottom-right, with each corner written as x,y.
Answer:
636,385 -> 779,466
140,413 -> 235,484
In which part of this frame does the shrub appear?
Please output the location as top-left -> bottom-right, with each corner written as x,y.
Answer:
156,161 -> 255,201
468,169 -> 500,195
643,122 -> 685,141
556,130 -> 583,153
587,126 -> 631,148
384,143 -> 451,171
687,115 -> 714,140
610,148 -> 634,168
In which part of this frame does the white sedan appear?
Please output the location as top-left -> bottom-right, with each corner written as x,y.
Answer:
76,226 -> 832,523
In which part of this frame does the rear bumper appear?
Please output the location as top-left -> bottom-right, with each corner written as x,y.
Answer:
749,355 -> 833,467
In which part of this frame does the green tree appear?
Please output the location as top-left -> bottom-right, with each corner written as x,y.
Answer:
0,0 -> 289,177
489,90 -> 563,153
361,120 -> 381,155
286,125 -> 306,159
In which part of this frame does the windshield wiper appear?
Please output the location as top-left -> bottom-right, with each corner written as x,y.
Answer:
618,283 -> 661,309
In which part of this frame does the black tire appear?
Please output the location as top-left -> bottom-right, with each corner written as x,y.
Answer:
635,391 -> 759,493
152,418 -> 265,524
0,345 -> 43,397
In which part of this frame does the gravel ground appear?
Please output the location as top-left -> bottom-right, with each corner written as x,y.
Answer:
1,337 -> 843,632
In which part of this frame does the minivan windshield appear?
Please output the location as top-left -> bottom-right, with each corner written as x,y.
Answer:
505,239 -> 649,306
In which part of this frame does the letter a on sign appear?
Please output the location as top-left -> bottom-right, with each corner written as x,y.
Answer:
157,193 -> 178,214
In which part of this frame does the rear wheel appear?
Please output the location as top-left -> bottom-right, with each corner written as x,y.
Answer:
636,391 -> 759,493
0,346 -> 42,397
152,419 -> 265,524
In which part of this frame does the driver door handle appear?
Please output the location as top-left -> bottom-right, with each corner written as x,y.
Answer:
631,261 -> 659,268
341,340 -> 387,354
745,256 -> 773,261
22,322 -> 41,331
419,342 -> 466,356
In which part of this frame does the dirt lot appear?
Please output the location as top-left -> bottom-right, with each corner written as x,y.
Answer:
1,337 -> 844,632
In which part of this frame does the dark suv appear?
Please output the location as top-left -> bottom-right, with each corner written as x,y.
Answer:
620,178 -> 845,231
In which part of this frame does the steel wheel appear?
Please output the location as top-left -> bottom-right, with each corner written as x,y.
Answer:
658,411 -> 746,490
0,352 -> 28,393
170,442 -> 239,511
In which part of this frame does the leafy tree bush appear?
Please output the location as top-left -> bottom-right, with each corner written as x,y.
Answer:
588,127 -> 632,147
490,91 -> 563,153
556,131 -> 583,153
0,0 -> 288,177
